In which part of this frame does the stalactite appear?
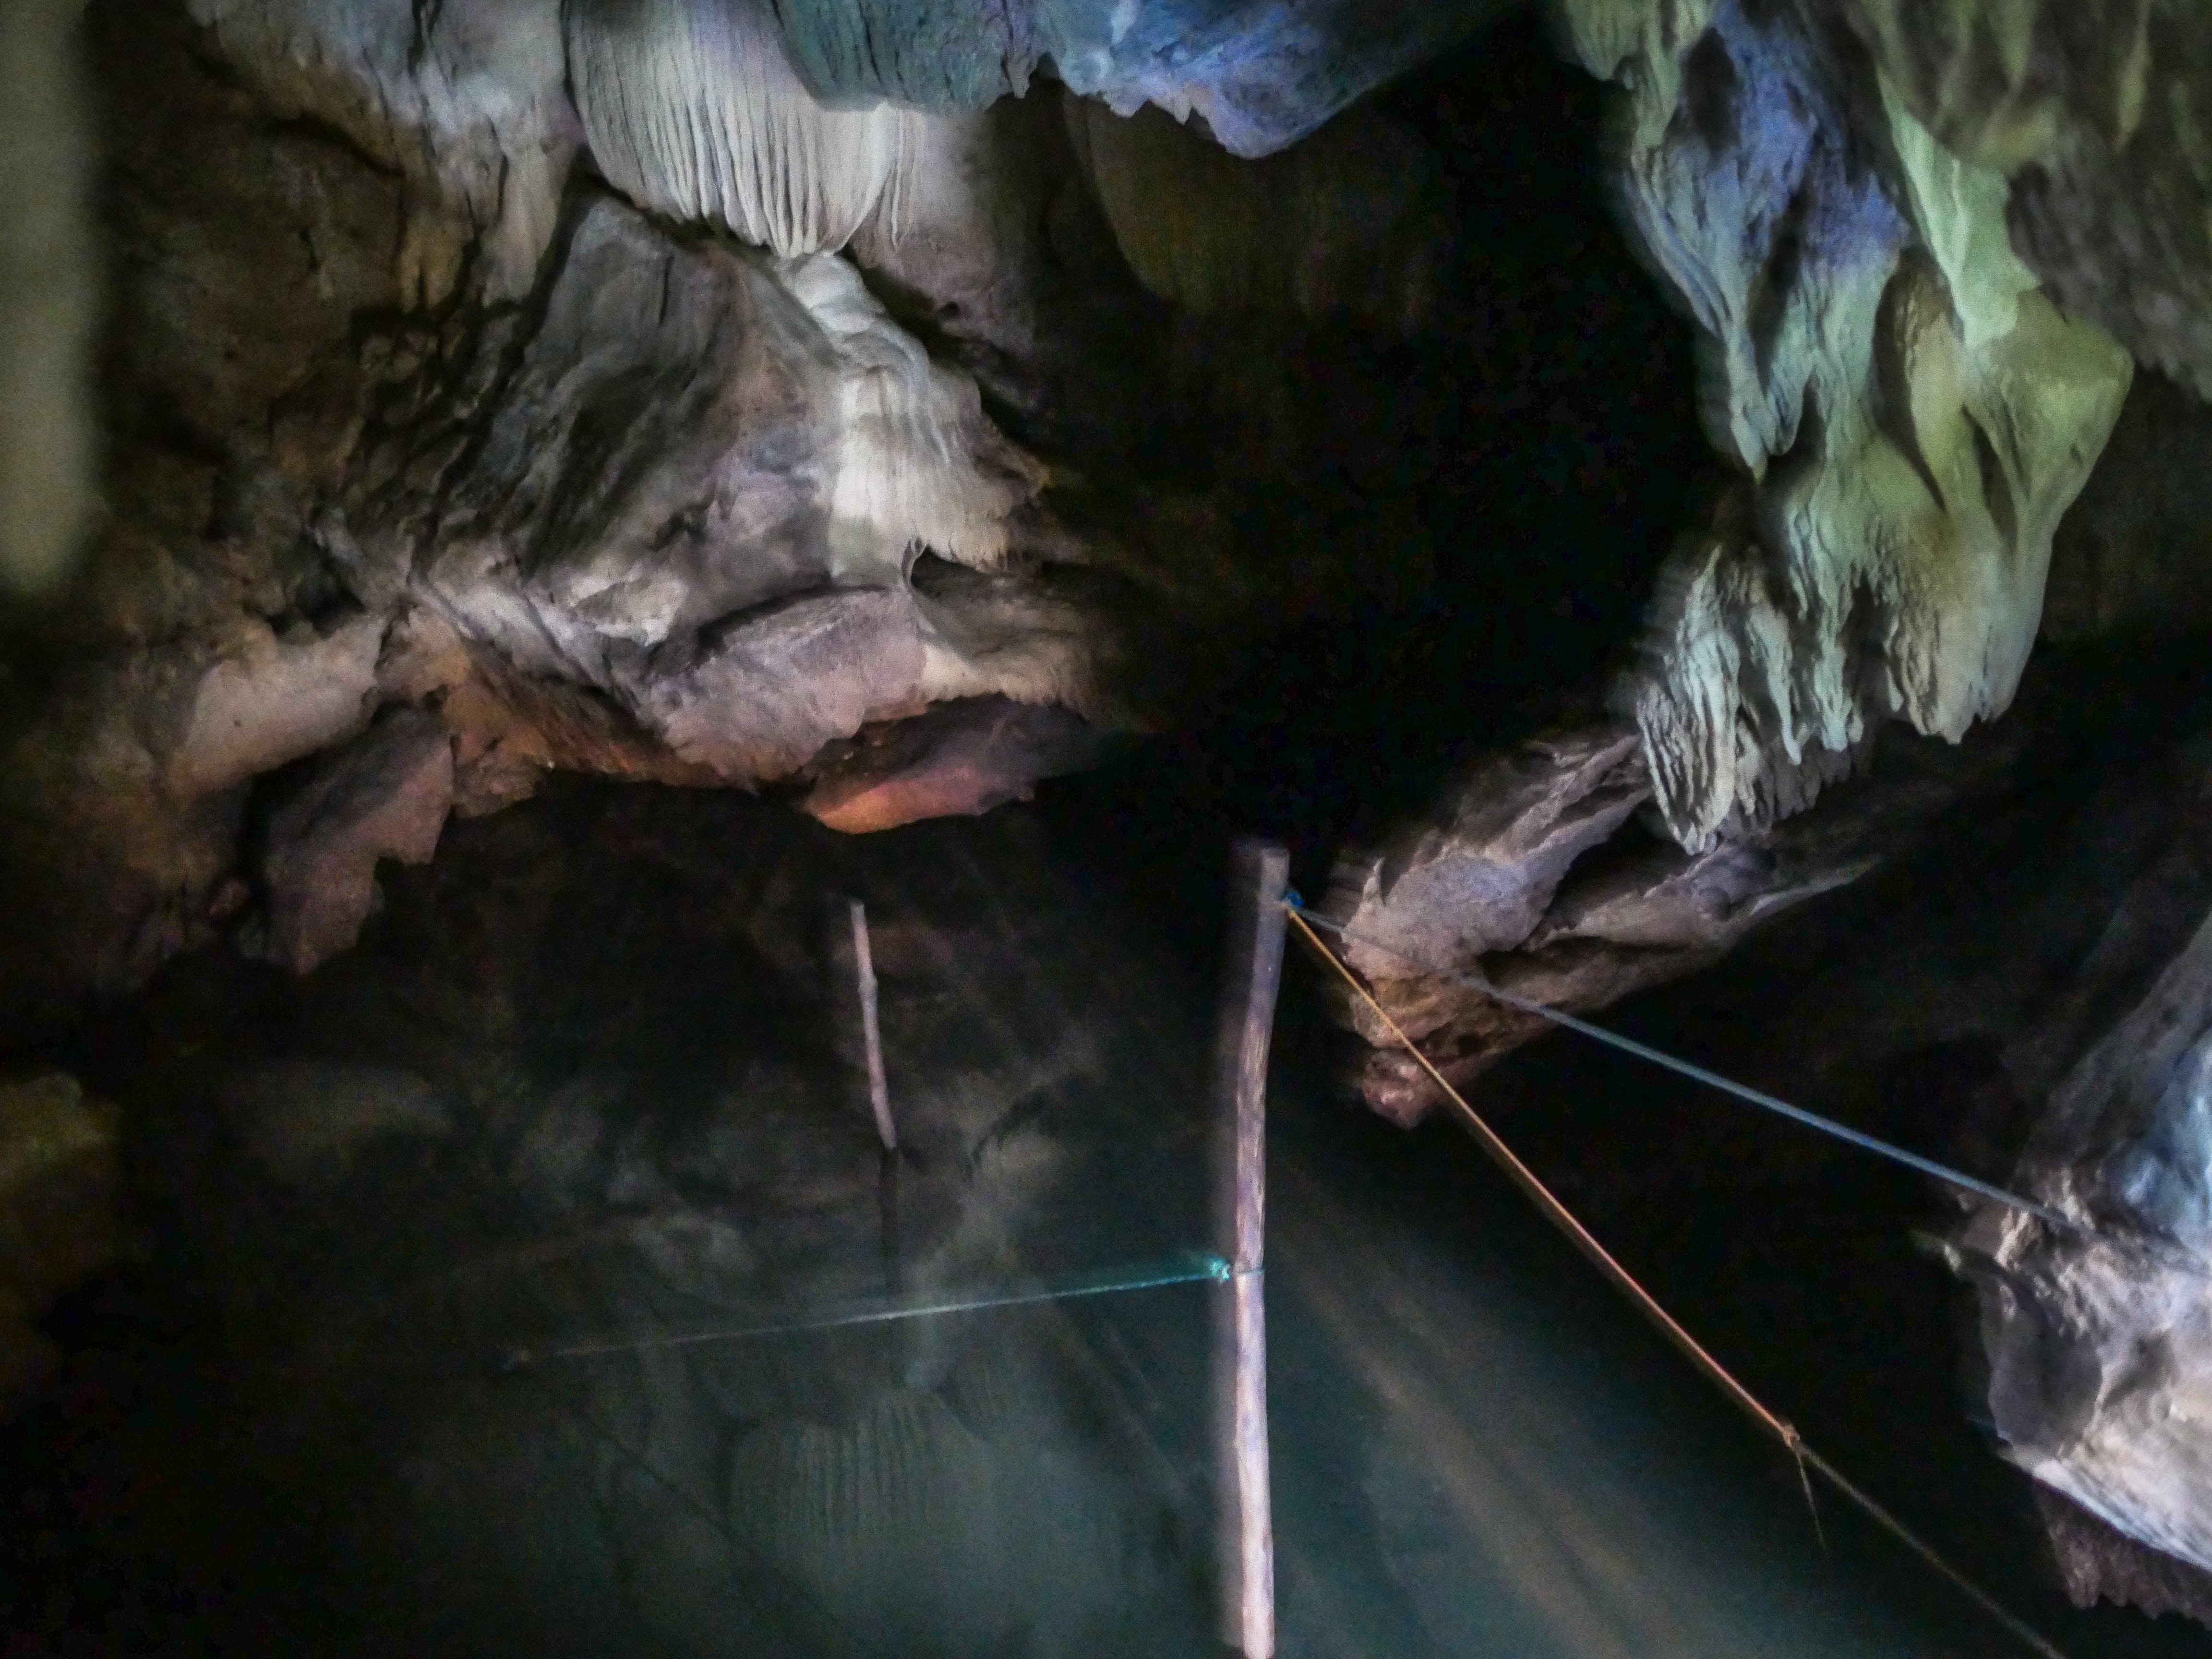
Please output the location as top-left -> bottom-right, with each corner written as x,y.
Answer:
566,0 -> 930,257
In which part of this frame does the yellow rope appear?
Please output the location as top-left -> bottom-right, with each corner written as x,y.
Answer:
1283,906 -> 2072,1659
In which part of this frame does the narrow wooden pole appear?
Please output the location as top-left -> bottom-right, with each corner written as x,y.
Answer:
849,898 -> 897,1152
1213,840 -> 1286,1657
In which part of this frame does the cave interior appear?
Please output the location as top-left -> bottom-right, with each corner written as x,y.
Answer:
9,1 -> 2212,1655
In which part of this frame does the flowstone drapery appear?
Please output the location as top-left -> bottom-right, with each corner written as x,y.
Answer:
1561,0 -> 2132,849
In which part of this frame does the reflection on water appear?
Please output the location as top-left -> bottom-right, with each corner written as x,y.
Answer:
7,780 -> 2200,1655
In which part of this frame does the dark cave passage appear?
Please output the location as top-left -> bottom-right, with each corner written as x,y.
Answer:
1037,11 -> 1717,937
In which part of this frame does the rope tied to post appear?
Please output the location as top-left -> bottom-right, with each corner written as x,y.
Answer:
1288,902 -> 2077,1233
1281,902 -> 2073,1659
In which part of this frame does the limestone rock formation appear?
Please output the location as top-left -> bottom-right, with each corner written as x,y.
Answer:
254,709 -> 455,974
10,0 -> 1559,1025
1839,0 -> 2212,403
1958,895 -> 2212,1582
1327,705 -> 2030,1124
11,0 -> 2212,1632
1560,0 -> 2133,849
329,193 -> 1100,798
801,697 -> 1115,832
185,0 -> 578,306
760,0 -> 1511,157
1322,0 -> 2212,1142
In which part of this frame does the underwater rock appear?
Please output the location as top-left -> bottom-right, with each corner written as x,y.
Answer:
215,1059 -> 454,1186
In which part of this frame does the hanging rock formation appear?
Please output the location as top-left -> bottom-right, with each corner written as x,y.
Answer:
13,0 -> 1491,1011
1556,0 -> 2133,850
1841,0 -> 2212,403
1329,0 -> 2212,1121
1324,703 -> 2034,1124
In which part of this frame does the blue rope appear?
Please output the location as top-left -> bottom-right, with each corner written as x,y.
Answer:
1287,902 -> 2082,1235
504,1251 -> 1234,1368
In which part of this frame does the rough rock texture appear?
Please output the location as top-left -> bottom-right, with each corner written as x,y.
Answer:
184,0 -> 1508,306
327,192 -> 1107,802
801,697 -> 1114,832
0,4 -> 424,1019
1,5 -> 1343,1022
568,0 -> 928,258
765,0 -> 1512,156
11,0 -> 1633,1042
1560,0 -> 2133,849
186,0 -> 578,306
1327,706 -> 2032,1124
1838,0 -> 2212,403
254,710 -> 455,974
1321,0 -> 2212,1134
2039,1485 -> 2212,1627
1956,888 -> 2212,1579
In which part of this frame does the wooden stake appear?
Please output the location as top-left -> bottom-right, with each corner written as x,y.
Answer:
849,898 -> 896,1152
1213,841 -> 1286,1657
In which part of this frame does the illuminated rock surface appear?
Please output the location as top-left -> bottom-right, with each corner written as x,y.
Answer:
1958,897 -> 2212,1583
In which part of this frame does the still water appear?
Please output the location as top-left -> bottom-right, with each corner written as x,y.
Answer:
10,780 -> 2204,1656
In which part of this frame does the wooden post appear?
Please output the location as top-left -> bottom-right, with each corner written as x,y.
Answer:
1213,841 -> 1286,1657
849,898 -> 897,1152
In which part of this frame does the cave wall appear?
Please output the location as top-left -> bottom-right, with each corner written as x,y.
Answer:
0,0 -> 1521,1026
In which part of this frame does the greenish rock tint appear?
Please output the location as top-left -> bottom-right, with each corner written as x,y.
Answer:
1557,0 -> 2133,849
1839,0 -> 2212,401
